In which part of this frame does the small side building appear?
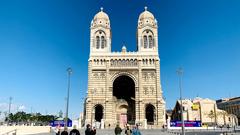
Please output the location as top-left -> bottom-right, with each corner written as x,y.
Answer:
171,97 -> 238,127
217,97 -> 240,125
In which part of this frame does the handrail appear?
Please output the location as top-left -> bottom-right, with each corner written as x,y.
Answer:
0,129 -> 17,135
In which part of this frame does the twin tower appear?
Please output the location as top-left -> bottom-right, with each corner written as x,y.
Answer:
85,7 -> 165,129
90,7 -> 159,55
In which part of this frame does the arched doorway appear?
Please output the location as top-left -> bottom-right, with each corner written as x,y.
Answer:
95,104 -> 103,122
113,75 -> 135,124
146,104 -> 155,125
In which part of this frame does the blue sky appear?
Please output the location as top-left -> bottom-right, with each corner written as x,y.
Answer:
0,0 -> 240,119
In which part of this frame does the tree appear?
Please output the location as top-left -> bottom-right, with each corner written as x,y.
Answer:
208,110 -> 215,126
4,111 -> 57,126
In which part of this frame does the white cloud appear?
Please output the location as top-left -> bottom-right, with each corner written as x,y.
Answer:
18,105 -> 26,111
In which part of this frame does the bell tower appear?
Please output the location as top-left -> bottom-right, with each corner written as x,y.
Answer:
90,7 -> 111,55
137,7 -> 158,54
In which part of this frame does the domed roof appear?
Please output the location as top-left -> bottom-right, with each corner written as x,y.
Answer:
122,45 -> 127,53
93,7 -> 109,20
138,7 -> 157,28
138,7 -> 155,20
91,7 -> 110,28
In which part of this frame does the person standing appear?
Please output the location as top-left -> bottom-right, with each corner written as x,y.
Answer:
125,124 -> 132,135
132,124 -> 141,135
69,125 -> 80,135
91,127 -> 96,135
85,124 -> 92,135
61,127 -> 68,135
114,124 -> 122,135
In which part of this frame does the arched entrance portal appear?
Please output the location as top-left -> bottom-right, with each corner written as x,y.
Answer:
113,75 -> 135,124
146,104 -> 155,125
95,104 -> 103,122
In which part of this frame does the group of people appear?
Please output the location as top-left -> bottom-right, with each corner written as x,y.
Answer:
85,124 -> 97,135
54,126 -> 80,135
115,124 -> 141,135
54,123 -> 141,135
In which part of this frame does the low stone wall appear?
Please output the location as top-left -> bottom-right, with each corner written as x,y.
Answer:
0,126 -> 51,135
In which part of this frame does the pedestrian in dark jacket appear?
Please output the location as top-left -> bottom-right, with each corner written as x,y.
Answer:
85,124 -> 92,135
69,125 -> 80,135
91,127 -> 96,135
114,124 -> 122,135
61,128 -> 68,135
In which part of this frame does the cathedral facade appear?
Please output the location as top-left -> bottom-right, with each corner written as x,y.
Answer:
84,7 -> 166,129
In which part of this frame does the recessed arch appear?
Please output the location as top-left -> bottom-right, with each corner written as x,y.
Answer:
142,29 -> 154,49
94,30 -> 106,35
113,75 -> 136,123
94,30 -> 106,49
110,72 -> 138,86
94,104 -> 104,122
142,29 -> 154,36
145,104 -> 155,124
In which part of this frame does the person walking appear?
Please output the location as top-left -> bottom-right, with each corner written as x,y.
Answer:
69,125 -> 80,135
61,127 -> 68,135
125,124 -> 132,135
132,124 -> 141,135
85,124 -> 92,135
114,124 -> 122,135
91,127 -> 96,135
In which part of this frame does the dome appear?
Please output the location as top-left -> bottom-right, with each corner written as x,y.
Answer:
138,7 -> 157,28
122,45 -> 127,53
138,7 -> 155,20
94,8 -> 109,20
91,7 -> 110,28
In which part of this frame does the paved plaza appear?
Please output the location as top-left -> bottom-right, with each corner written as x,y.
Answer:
29,129 -> 240,135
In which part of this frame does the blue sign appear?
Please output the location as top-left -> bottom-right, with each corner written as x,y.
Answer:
170,120 -> 201,127
50,120 -> 72,127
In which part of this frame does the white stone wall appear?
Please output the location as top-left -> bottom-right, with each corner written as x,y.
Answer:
85,54 -> 165,128
84,8 -> 165,129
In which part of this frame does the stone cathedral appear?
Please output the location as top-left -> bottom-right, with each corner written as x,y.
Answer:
84,7 -> 166,129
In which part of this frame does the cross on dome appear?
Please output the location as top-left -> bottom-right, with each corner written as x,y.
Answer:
100,7 -> 103,12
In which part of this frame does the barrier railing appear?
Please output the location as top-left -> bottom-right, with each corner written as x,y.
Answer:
0,129 -> 17,135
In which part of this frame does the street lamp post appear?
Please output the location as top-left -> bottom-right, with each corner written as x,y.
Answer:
177,67 -> 185,135
65,67 -> 72,130
8,97 -> 12,125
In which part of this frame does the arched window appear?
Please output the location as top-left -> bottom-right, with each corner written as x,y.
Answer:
101,36 -> 105,49
142,30 -> 154,49
95,30 -> 106,49
143,36 -> 147,48
96,36 -> 100,49
148,35 -> 153,48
